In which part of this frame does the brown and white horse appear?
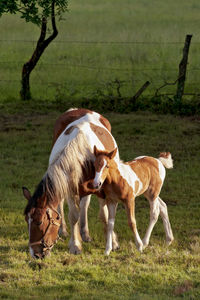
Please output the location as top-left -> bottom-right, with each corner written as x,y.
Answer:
82,147 -> 174,255
23,108 -> 120,258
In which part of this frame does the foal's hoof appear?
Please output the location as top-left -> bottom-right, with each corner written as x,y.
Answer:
112,242 -> 120,251
136,242 -> 143,253
104,249 -> 112,256
166,237 -> 174,246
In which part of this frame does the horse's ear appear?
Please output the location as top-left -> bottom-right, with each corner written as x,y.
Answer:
22,187 -> 32,201
108,148 -> 117,159
94,145 -> 99,157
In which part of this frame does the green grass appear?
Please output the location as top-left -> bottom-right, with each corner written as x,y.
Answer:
0,106 -> 200,299
1,0 -> 200,102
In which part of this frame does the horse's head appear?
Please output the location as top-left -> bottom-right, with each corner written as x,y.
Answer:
93,146 -> 117,189
23,182 -> 61,259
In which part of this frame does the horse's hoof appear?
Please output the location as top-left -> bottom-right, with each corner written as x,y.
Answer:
69,245 -> 82,255
81,232 -> 92,243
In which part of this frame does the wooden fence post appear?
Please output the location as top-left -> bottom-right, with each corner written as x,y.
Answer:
176,34 -> 192,101
132,81 -> 150,102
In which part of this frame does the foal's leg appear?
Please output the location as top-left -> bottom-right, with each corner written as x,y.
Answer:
105,202 -> 118,256
98,198 -> 119,251
80,195 -> 92,242
68,197 -> 82,254
125,198 -> 143,252
158,197 -> 174,245
142,197 -> 160,249
58,198 -> 68,237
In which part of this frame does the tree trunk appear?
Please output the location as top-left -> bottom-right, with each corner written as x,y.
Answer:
20,1 -> 58,100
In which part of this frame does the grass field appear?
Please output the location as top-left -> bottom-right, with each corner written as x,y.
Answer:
1,0 -> 200,102
0,105 -> 200,299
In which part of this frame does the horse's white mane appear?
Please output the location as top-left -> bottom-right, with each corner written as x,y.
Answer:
46,129 -> 92,203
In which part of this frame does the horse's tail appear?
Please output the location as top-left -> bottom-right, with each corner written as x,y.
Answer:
46,129 -> 93,204
158,152 -> 173,169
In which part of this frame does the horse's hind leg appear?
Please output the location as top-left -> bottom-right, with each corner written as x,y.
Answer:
68,197 -> 82,254
158,197 -> 174,245
98,198 -> 119,251
58,198 -> 68,238
142,196 -> 160,249
80,195 -> 92,242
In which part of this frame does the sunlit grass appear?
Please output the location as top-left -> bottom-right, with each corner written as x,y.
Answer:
0,107 -> 199,299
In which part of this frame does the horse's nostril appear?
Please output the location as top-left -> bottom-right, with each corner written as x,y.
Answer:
34,253 -> 41,259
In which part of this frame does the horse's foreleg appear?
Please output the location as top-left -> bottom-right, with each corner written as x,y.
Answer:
98,198 -> 119,251
58,198 -> 68,238
105,201 -> 118,256
142,197 -> 160,249
125,198 -> 143,252
80,195 -> 92,242
68,198 -> 82,254
158,197 -> 174,245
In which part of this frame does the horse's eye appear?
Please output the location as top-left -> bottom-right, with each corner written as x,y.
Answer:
106,165 -> 109,168
56,215 -> 60,220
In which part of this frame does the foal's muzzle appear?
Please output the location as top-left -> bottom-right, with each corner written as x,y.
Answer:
93,182 -> 102,190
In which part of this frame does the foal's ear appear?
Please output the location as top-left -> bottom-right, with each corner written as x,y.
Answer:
94,145 -> 100,157
108,148 -> 117,159
22,187 -> 32,201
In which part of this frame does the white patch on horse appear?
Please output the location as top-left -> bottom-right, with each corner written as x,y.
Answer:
117,163 -> 143,196
157,159 -> 166,183
93,159 -> 107,187
49,127 -> 79,165
28,214 -> 34,258
49,112 -> 119,165
135,156 -> 147,160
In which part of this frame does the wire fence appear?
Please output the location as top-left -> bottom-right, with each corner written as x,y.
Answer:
1,38 -> 200,98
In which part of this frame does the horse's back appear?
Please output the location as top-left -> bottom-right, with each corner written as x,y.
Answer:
52,108 -> 111,146
49,109 -> 117,165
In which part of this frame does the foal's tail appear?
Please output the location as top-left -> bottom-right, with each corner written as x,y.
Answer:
158,152 -> 173,169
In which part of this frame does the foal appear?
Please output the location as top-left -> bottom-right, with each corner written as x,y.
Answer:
83,146 -> 174,255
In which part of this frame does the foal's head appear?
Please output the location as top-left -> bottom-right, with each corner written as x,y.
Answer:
23,180 -> 61,259
93,146 -> 117,189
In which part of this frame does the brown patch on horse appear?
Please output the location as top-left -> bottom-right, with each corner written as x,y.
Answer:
90,123 -> 115,151
52,109 -> 92,145
64,126 -> 77,135
134,181 -> 140,194
128,157 -> 162,198
52,109 -> 112,146
99,115 -> 111,132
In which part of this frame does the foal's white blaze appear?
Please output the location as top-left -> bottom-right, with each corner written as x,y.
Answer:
28,214 -> 34,258
93,159 -> 107,188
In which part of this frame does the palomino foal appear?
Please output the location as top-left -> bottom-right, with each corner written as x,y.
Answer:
83,147 -> 174,255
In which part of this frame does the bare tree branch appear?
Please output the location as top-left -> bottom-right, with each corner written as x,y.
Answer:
154,76 -> 183,97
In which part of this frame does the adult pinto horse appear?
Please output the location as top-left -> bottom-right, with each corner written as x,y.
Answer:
23,108 -> 119,259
